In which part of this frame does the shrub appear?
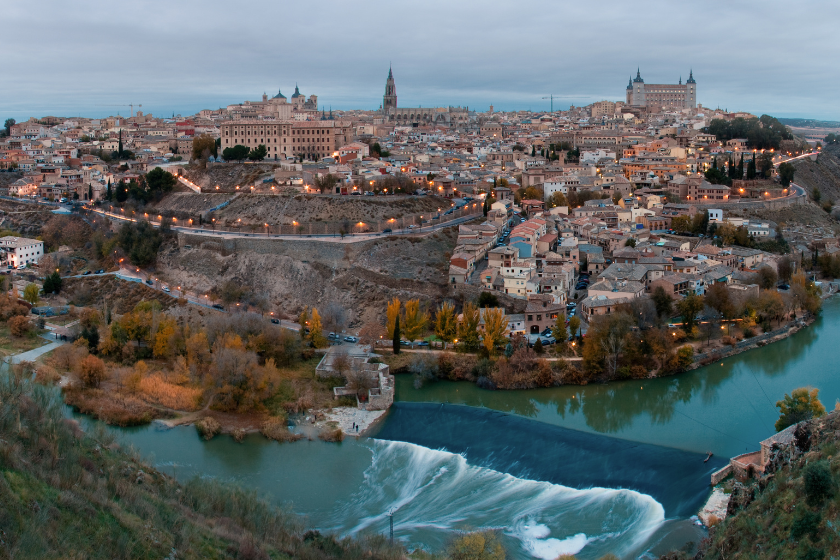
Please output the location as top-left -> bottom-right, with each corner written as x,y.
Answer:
78,355 -> 107,388
195,416 -> 221,440
449,530 -> 505,560
231,428 -> 247,442
8,315 -> 30,337
804,461 -> 834,506
722,335 -> 737,347
260,416 -> 302,443
790,509 -> 821,540
138,373 -> 203,411
62,387 -> 159,426
318,426 -> 344,443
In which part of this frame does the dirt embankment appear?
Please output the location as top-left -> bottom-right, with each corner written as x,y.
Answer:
150,192 -> 235,215
64,275 -> 178,313
791,143 -> 840,202
211,193 -> 453,226
0,199 -> 54,235
153,229 -> 459,326
182,163 -> 278,192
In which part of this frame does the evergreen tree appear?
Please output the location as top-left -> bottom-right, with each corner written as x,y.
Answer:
106,179 -> 112,200
712,157 -> 718,169
737,155 -> 744,179
118,129 -> 123,157
747,156 -> 757,179
393,315 -> 401,355
531,145 -> 536,157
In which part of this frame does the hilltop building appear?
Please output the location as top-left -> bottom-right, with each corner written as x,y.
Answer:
626,69 -> 697,110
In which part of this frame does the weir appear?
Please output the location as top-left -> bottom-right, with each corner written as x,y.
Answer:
372,402 -> 727,518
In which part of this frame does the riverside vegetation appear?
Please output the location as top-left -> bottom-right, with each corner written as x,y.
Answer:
381,269 -> 822,390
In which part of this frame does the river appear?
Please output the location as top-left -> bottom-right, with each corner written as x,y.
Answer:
86,299 -> 840,559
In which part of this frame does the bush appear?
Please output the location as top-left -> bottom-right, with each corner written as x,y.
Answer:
8,315 -> 31,337
804,461 -> 834,506
790,509 -> 821,540
78,355 -> 107,388
138,373 -> 203,411
318,426 -> 344,443
195,416 -> 222,440
260,416 -> 302,443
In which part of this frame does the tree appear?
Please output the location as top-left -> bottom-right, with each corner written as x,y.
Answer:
308,308 -> 327,348
778,256 -> 793,282
403,299 -> 429,344
481,307 -> 508,355
778,162 -> 795,187
297,307 -> 310,340
625,238 -> 637,248
79,355 -> 107,388
551,313 -> 567,349
385,297 -> 402,339
8,316 -> 30,337
746,156 -> 757,179
449,531 -> 505,560
222,144 -> 249,162
4,118 -> 14,136
392,315 -> 401,354
191,134 -> 217,161
775,387 -> 825,431
434,302 -> 457,346
476,291 -> 499,308
676,293 -> 704,333
704,282 -> 735,320
314,173 -> 339,194
247,144 -> 268,161
457,302 -> 481,352
320,302 -> 348,335
755,266 -> 778,290
651,286 -> 673,321
145,167 -> 176,194
23,283 -> 39,305
42,271 -> 62,295
568,315 -> 581,339
547,191 -> 568,208
671,215 -> 691,233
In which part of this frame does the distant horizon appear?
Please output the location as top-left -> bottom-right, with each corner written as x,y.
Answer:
4,1 -> 839,124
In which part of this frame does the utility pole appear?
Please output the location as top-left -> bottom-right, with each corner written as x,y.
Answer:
387,509 -> 395,544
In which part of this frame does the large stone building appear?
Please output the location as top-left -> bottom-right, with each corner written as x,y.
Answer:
626,69 -> 696,109
226,85 -> 319,120
219,119 -> 353,161
382,67 -> 470,126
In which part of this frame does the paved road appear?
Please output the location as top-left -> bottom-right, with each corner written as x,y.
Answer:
88,207 -> 482,243
7,334 -> 66,364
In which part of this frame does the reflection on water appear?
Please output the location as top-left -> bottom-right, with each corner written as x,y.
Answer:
397,300 -> 839,458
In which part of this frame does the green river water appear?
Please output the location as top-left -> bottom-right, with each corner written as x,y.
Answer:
78,298 -> 840,559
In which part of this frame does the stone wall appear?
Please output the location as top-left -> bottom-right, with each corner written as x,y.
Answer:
711,464 -> 733,486
692,319 -> 809,368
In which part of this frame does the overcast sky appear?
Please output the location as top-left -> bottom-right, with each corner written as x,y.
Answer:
4,0 -> 839,121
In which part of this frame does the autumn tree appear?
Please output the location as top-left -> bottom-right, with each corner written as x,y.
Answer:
8,316 -> 30,337
551,313 -> 567,352
481,307 -> 508,356
434,301 -> 457,347
704,282 -> 735,321
309,308 -> 327,348
210,334 -> 267,412
776,387 -> 826,431
457,302 -> 481,352
403,299 -> 429,345
385,297 -> 402,339
449,531 -> 506,560
79,355 -> 107,388
568,315 -> 581,340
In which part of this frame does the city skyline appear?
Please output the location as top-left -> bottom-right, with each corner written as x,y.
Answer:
3,0 -> 839,121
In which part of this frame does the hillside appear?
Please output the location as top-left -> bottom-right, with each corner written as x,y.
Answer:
0,371 -> 403,560
791,143 -> 840,204
689,411 -> 840,560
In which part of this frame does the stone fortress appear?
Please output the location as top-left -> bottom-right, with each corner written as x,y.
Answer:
626,69 -> 697,110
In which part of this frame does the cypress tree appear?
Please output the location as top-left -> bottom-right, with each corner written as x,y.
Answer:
118,129 -> 123,157
738,155 -> 744,179
747,156 -> 757,180
106,179 -> 112,200
393,315 -> 401,355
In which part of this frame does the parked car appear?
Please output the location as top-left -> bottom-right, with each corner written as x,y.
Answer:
416,341 -> 429,346
212,303 -> 224,310
83,270 -> 91,275
162,286 -> 170,293
145,279 -> 153,285
382,228 -> 392,233
407,224 -> 417,229
270,318 -> 280,324
566,302 -> 577,309
96,269 -> 104,274
343,336 -> 357,343
328,332 -> 338,340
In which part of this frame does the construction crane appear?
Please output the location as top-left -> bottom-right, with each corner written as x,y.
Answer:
541,95 -> 585,113
97,103 -> 142,117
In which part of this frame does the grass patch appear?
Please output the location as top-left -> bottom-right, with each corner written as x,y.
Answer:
0,324 -> 47,357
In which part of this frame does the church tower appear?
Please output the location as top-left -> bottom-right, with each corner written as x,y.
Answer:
686,69 -> 697,109
383,66 -> 397,117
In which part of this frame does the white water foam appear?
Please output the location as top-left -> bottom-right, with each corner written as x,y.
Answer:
327,440 -> 666,559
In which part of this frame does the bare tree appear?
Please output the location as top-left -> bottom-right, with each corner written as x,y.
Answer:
321,302 -> 348,335
331,348 -> 351,378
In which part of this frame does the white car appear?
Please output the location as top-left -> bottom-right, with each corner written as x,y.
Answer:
407,224 -> 417,229
162,286 -> 171,293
